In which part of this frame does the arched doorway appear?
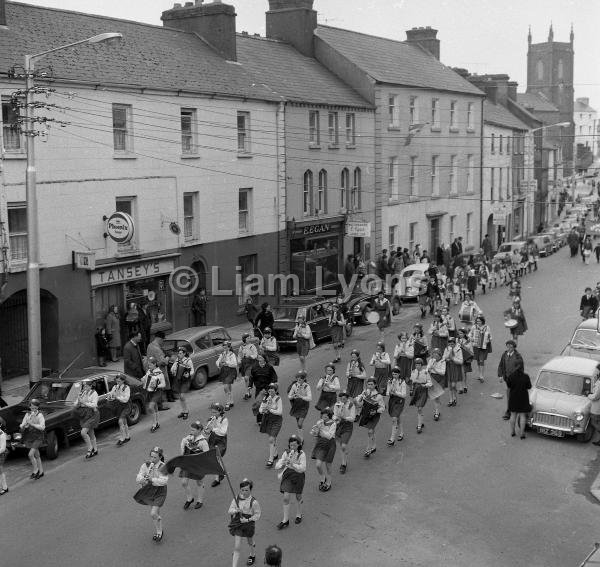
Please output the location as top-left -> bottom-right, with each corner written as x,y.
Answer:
486,214 -> 495,249
0,289 -> 59,378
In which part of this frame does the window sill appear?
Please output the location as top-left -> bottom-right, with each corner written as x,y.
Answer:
181,154 -> 201,160
387,126 -> 401,132
238,230 -> 253,237
183,237 -> 199,244
328,144 -> 340,150
2,151 -> 26,160
308,143 -> 321,150
448,193 -> 459,198
449,127 -> 459,133
113,153 -> 137,160
430,126 -> 441,132
237,152 -> 253,159
467,128 -> 476,134
345,143 -> 356,149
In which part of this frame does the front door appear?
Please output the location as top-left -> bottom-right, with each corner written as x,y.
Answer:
430,218 -> 440,257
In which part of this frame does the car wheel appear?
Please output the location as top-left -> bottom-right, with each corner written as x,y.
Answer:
192,367 -> 208,390
576,425 -> 593,443
345,322 -> 353,338
361,306 -> 372,325
126,400 -> 143,426
392,297 -> 402,315
45,430 -> 59,460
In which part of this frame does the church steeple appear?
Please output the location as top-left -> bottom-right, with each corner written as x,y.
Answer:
548,22 -> 554,42
528,25 -> 532,45
570,23 -> 574,44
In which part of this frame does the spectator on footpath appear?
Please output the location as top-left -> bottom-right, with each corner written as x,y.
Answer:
344,254 -> 355,284
376,249 -> 390,280
594,240 -> 600,264
506,369 -> 532,440
481,234 -> 493,260
191,288 -> 208,326
264,545 -> 282,566
498,340 -> 524,421
105,305 -> 121,362
245,298 -> 259,333
451,237 -> 463,258
580,287 -> 599,319
588,372 -> 600,447
123,331 -> 144,379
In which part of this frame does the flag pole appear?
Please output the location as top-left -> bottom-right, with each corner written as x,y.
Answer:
215,446 -> 238,502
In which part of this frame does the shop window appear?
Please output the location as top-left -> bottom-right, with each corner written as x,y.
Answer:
317,169 -> 327,214
112,103 -> 133,153
181,108 -> 197,155
237,111 -> 251,154
183,192 -> 198,240
303,171 -> 313,216
2,98 -> 23,153
290,234 -> 339,293
239,188 -> 252,232
352,167 -> 361,210
8,203 -> 27,261
340,168 -> 350,211
115,197 -> 137,252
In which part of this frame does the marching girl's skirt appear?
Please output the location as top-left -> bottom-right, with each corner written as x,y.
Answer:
239,356 -> 256,377
446,361 -> 463,385
473,346 -> 488,363
396,356 -> 413,380
260,412 -> 283,437
289,398 -> 310,420
347,376 -> 364,399
296,337 -> 310,357
78,406 -> 100,430
428,377 -> 445,401
335,420 -> 353,444
409,384 -> 428,408
220,366 -> 238,385
358,401 -> 381,429
431,334 -> 448,352
315,391 -> 337,412
208,431 -> 227,458
430,371 -> 447,389
22,427 -> 45,449
373,366 -> 390,395
330,325 -> 344,345
280,467 -> 305,494
134,484 -> 167,507
388,395 -> 406,418
311,437 -> 336,463
117,401 -> 131,420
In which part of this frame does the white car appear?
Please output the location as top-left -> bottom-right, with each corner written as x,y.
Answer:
392,262 -> 430,307
493,241 -> 525,262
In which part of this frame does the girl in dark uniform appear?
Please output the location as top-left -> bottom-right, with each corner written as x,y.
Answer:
315,364 -> 341,412
393,332 -> 413,380
228,479 -> 261,567
134,446 -> 168,542
409,323 -> 429,367
287,370 -> 312,441
274,435 -> 306,529
179,421 -> 209,509
428,312 -> 449,352
205,403 -> 228,487
259,383 -> 283,468
370,342 -> 391,394
409,358 -> 432,433
108,374 -> 131,446
74,379 -> 100,458
310,408 -> 337,491
386,367 -> 408,445
373,290 -> 391,340
171,346 -> 194,419
426,348 -> 447,421
442,337 -> 463,406
333,392 -> 355,474
328,303 -> 346,363
345,349 -> 367,398
217,341 -> 239,411
19,399 -> 45,479
355,377 -> 385,457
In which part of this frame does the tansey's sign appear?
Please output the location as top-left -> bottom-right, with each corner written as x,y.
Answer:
91,259 -> 175,287
105,212 -> 135,244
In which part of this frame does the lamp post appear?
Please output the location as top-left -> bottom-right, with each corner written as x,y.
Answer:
24,33 -> 122,385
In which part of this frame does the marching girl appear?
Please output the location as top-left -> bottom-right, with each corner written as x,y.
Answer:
328,303 -> 346,363
179,421 -> 209,510
0,417 -> 7,494
346,349 -> 367,398
409,323 -> 429,367
441,306 -> 456,339
370,342 -> 391,395
453,264 -> 466,302
457,328 -> 474,394
134,446 -> 168,542
238,333 -> 258,401
228,478 -> 261,567
315,364 -> 341,413
426,349 -> 447,421
293,316 -> 314,372
373,290 -> 392,340
504,297 -> 528,346
408,358 -> 432,433
478,262 -> 490,295
19,399 -> 45,479
259,328 -> 279,368
108,374 -> 131,446
275,435 -> 306,529
333,392 -> 355,474
457,292 -> 482,329
217,341 -> 239,411
393,332 -> 413,380
75,378 -> 100,458
310,407 -> 337,491
205,402 -> 228,487
355,377 -> 385,457
466,266 -> 478,297
468,315 -> 492,383
142,357 -> 166,433
428,312 -> 449,352
171,346 -> 194,420
442,337 -> 463,406
386,367 -> 408,445
287,370 -> 312,441
508,278 -> 522,301
499,260 -> 508,286
259,383 -> 283,468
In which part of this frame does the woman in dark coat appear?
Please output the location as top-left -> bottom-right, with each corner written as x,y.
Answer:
506,371 -> 531,439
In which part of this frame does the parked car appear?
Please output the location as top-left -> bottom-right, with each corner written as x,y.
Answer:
528,356 -> 598,442
163,325 -> 257,389
391,263 -> 430,307
529,234 -> 553,257
0,369 -> 146,459
342,280 -> 397,323
561,318 -> 600,361
493,241 -> 525,262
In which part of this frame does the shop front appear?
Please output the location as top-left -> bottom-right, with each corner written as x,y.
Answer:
289,218 -> 344,294
91,255 -> 178,346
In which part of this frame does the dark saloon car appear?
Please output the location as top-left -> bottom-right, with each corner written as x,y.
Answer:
0,369 -> 146,459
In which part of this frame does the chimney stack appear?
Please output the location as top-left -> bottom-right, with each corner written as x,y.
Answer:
266,0 -> 317,58
161,0 -> 237,61
405,27 -> 440,60
577,97 -> 590,106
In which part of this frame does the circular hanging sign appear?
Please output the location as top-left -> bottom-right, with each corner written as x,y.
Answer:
106,212 -> 135,244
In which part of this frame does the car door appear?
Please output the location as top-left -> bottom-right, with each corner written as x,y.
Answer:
191,335 -> 212,376
94,376 -> 114,424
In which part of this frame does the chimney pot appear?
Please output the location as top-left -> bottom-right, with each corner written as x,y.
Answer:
405,26 -> 440,60
242,30 -> 248,35
266,0 -> 317,58
184,1 -> 193,6
174,3 -> 182,7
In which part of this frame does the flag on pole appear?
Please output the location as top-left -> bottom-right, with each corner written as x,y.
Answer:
165,448 -> 225,477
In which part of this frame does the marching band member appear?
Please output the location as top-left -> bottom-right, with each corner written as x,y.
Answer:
386,367 -> 408,445
370,342 -> 391,395
355,377 -> 385,457
469,315 -> 492,383
259,328 -> 279,367
457,292 -> 482,328
504,298 -> 528,346
426,349 -> 447,421
409,358 -> 432,433
333,392 -> 355,474
19,399 -> 45,479
442,337 -> 463,407
429,312 -> 449,352
171,346 -> 194,420
205,402 -> 228,487
441,305 -> 456,338
373,290 -> 391,340
315,364 -> 341,412
393,332 -> 413,380
293,316 -> 314,372
228,479 -> 261,567
0,417 -> 7,494
179,421 -> 209,510
310,407 -> 337,491
134,446 -> 168,542
259,383 -> 283,468
346,349 -> 367,398
328,303 -> 346,363
142,357 -> 166,432
239,333 -> 258,401
217,341 -> 239,411
408,323 -> 429,366
288,370 -> 312,440
108,374 -> 131,445
457,327 -> 474,394
275,435 -> 306,529
74,378 -> 100,458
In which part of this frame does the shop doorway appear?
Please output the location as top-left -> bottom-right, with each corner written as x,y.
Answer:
0,289 -> 59,378
486,214 -> 495,249
429,218 -> 441,258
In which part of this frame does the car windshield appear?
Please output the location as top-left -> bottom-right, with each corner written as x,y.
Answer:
163,340 -> 193,355
273,306 -> 306,321
536,370 -> 591,396
571,329 -> 600,350
498,244 -> 511,253
25,381 -> 80,403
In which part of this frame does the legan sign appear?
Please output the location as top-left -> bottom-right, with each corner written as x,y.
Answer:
106,212 -> 135,244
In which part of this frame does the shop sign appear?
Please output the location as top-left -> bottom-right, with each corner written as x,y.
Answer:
105,212 -> 135,244
302,223 -> 331,236
91,258 -> 175,287
491,203 -> 509,226
346,221 -> 371,238
72,251 -> 96,271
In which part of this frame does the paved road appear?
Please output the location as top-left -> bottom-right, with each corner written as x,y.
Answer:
2,248 -> 600,567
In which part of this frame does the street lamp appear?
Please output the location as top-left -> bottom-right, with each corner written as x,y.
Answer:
24,32 -> 122,385
530,121 -> 571,133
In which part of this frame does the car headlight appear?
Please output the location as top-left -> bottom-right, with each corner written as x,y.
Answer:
574,412 -> 584,422
353,306 -> 361,312
12,432 -> 22,441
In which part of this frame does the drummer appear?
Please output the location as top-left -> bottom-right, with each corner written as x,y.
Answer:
457,292 -> 482,329
504,297 -> 528,346
355,377 -> 385,458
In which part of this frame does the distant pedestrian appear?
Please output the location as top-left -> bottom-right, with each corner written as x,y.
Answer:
19,399 -> 45,479
264,545 -> 283,566
179,421 -> 209,510
171,346 -> 194,419
74,378 -> 100,459
108,373 -> 131,446
355,377 -> 385,457
95,327 -> 110,367
123,331 -> 144,379
595,241 -> 600,263
134,446 -> 168,542
228,479 -> 261,567
344,254 -> 355,284
0,417 -> 7,494
217,341 -> 239,411
287,370 -> 312,441
191,288 -> 208,326
259,383 -> 283,468
583,235 -> 593,264
498,340 -> 524,421
105,304 -> 121,362
310,407 -> 337,491
275,435 -> 306,530
292,317 -> 314,372
481,234 -> 493,259
587,373 -> 600,446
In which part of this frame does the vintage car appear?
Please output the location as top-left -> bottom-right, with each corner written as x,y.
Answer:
528,356 -> 599,442
529,234 -> 554,257
163,325 -> 258,389
341,279 -> 397,323
560,318 -> 600,361
391,263 -> 430,306
493,241 -> 525,262
0,369 -> 146,459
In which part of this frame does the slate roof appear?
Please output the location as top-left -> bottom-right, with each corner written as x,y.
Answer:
0,2 -> 279,101
575,99 -> 596,113
315,25 -> 483,96
236,34 -> 371,108
484,100 -> 529,131
516,92 -> 559,113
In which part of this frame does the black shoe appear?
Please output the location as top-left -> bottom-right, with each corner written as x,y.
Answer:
277,520 -> 289,530
0,488 -> 8,495
194,501 -> 203,509
183,499 -> 194,510
592,441 -> 600,446
211,479 -> 221,487
295,516 -> 303,524
34,472 -> 44,479
339,464 -> 347,474
502,411 -> 510,421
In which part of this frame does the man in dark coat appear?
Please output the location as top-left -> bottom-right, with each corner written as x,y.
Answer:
137,303 -> 152,355
451,237 -> 462,258
344,254 -> 355,284
580,287 -> 599,319
567,229 -> 580,257
123,331 -> 144,378
481,234 -> 493,259
191,288 -> 208,326
498,340 -> 524,421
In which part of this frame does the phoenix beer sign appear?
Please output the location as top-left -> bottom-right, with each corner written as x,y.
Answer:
105,212 -> 135,244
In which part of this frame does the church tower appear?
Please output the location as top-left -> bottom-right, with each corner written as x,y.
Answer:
526,25 -> 575,173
